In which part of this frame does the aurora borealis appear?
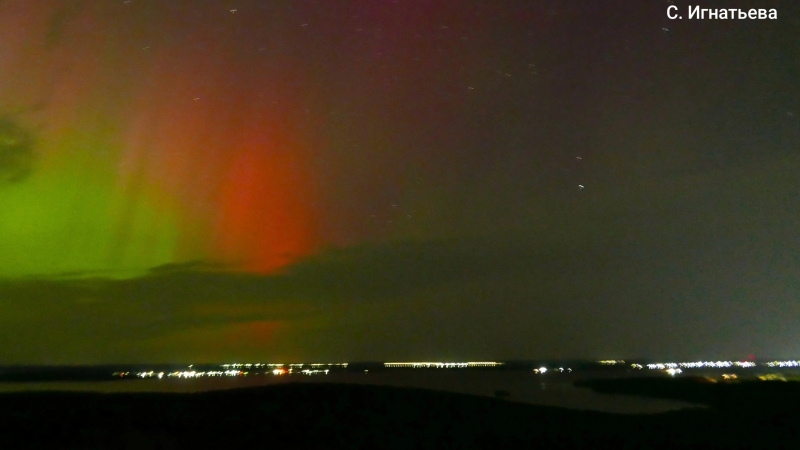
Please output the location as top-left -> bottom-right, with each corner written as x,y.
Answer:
1,0 -> 320,277
1,0 -> 799,364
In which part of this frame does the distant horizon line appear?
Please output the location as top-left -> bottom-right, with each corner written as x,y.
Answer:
2,357 -> 797,368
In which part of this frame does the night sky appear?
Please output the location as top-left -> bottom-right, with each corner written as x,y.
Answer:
0,0 -> 798,364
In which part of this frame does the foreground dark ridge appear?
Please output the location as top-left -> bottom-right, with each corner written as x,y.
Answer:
576,376 -> 800,408
1,382 -> 797,449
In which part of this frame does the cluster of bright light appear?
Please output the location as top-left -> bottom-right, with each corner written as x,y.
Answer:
384,362 -> 502,368
647,363 -> 678,370
222,363 -> 278,369
758,374 -> 787,381
532,367 -> 572,374
222,363 -> 348,369
631,364 -> 643,369
646,361 -> 756,370
766,360 -> 800,368
598,360 -> 625,365
135,371 -> 165,379
117,364 -> 345,380
666,368 -> 683,376
166,370 -> 248,378
268,368 -> 323,376
721,374 -> 738,380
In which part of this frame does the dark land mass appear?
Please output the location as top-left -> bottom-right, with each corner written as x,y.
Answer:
0,366 -> 141,383
1,381 -> 799,449
576,376 -> 800,409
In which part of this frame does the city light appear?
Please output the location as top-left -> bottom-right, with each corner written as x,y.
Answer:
766,360 -> 800,368
112,358 -> 798,382
222,363 -> 348,369
598,360 -> 625,365
532,367 -> 555,374
645,361 -> 756,370
758,374 -> 787,381
383,362 -> 502,368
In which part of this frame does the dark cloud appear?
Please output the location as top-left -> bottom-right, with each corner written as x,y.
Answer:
2,149 -> 798,363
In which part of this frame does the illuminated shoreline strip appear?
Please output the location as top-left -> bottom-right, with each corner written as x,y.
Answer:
221,363 -> 348,369
766,361 -> 800,368
120,359 -> 800,379
646,361 -> 756,370
384,362 -> 502,368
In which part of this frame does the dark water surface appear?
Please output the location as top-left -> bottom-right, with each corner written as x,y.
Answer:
0,370 -> 703,414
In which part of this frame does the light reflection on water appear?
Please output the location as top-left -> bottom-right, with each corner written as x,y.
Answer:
0,371 -> 704,414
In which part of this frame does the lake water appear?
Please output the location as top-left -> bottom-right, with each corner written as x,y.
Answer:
0,370 -> 704,414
